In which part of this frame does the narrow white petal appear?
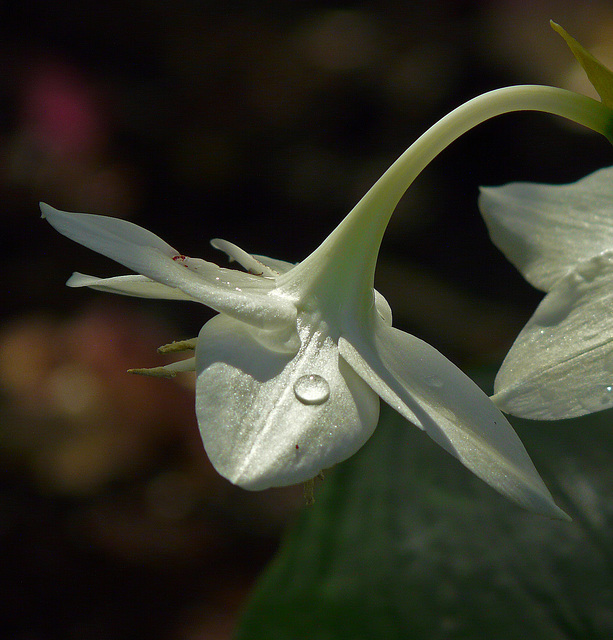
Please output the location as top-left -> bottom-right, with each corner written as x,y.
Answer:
374,289 -> 393,326
42,203 -> 295,327
130,357 -> 196,377
210,238 -> 279,276
194,314 -> 379,490
338,337 -> 424,429
493,251 -> 613,419
67,272 -> 197,300
252,254 -> 296,275
340,323 -> 567,519
479,166 -> 613,291
165,357 -> 196,373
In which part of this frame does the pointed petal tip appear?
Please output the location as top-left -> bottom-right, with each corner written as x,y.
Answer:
40,202 -> 52,218
553,505 -> 572,522
497,463 -> 570,521
514,484 -> 570,521
65,272 -> 82,288
522,488 -> 571,521
40,202 -> 71,224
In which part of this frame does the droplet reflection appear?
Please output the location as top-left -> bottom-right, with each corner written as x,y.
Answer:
293,374 -> 330,405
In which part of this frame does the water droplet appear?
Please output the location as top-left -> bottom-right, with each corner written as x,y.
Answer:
294,374 -> 330,405
601,385 -> 613,405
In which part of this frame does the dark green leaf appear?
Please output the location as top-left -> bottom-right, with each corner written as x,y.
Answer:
236,373 -> 613,639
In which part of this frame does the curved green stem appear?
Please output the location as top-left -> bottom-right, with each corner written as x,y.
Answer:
284,85 -> 613,317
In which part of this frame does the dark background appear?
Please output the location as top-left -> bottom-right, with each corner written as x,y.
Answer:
1,1 -> 612,638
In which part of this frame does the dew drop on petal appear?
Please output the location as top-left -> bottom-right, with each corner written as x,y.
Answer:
293,374 -> 330,405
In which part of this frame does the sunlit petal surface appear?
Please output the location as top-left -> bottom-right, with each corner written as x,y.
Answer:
67,272 -> 198,300
195,314 -> 379,489
340,321 -> 567,519
493,251 -> 613,420
41,203 -> 295,327
480,166 -> 613,291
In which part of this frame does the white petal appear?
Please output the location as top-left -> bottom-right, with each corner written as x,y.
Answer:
252,254 -> 296,275
340,323 -> 567,519
129,357 -> 196,377
41,203 -> 295,327
374,289 -> 393,326
67,272 -> 197,300
479,166 -> 613,291
493,251 -> 613,419
210,238 -> 280,276
338,336 -> 424,429
164,357 -> 196,373
194,314 -> 379,490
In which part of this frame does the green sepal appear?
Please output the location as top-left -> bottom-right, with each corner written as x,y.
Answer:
552,21 -> 613,108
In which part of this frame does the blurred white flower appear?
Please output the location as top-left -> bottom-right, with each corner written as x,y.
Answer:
477,26 -> 613,415
481,166 -> 613,420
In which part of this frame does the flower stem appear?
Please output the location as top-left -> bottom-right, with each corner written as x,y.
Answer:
289,85 -> 613,317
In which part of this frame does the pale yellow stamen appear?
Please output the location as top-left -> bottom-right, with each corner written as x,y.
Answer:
128,366 -> 177,378
303,471 -> 325,506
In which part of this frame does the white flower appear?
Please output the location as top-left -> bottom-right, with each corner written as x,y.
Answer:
43,84 -> 613,518
480,166 -> 613,420
477,26 -> 613,420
